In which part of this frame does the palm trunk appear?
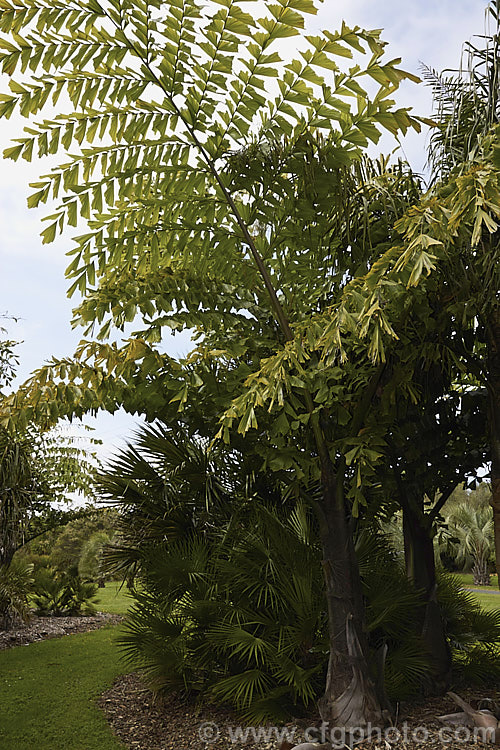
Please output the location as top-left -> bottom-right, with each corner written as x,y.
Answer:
487,309 -> 500,590
402,501 -> 451,693
472,558 -> 491,586
317,456 -> 384,730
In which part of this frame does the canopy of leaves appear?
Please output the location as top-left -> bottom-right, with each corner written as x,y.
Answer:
0,0 -> 420,436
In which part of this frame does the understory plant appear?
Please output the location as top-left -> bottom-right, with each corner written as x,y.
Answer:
437,573 -> 500,683
0,558 -> 34,629
101,422 -> 500,721
32,567 -> 98,616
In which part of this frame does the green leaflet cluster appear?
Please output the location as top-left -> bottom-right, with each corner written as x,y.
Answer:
0,0 -> 418,318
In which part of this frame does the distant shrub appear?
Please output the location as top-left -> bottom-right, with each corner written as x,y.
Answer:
78,531 -> 112,585
0,558 -> 34,629
32,568 -> 97,616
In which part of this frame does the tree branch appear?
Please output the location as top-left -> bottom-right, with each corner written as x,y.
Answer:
428,483 -> 457,522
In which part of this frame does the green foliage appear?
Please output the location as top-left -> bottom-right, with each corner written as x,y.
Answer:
425,1 -> 500,179
1,0 -> 497,719
0,320 -> 19,391
0,558 -> 34,629
99,421 -> 247,579
100,422 -> 500,720
0,425 -> 99,567
0,0 -> 421,433
437,573 -> 500,684
342,4 -> 500,364
32,568 -> 98,616
356,530 -> 431,699
79,530 -> 113,582
120,504 -> 326,722
120,506 -> 500,719
0,427 -> 37,567
444,502 -> 494,583
44,508 -> 118,573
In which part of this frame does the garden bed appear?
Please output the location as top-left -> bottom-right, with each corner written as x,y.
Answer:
99,673 -> 500,750
0,611 -> 122,650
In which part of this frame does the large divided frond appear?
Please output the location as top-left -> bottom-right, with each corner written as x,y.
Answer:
0,2 -> 419,359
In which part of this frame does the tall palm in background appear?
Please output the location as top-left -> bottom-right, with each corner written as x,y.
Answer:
445,503 -> 495,585
423,0 -> 500,586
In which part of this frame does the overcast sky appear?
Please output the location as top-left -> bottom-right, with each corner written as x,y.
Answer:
0,0 -> 490,459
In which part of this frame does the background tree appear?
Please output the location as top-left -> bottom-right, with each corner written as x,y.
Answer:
378,359 -> 487,689
423,1 -> 500,588
347,1 -> 500,586
0,425 -> 99,566
78,531 -> 113,585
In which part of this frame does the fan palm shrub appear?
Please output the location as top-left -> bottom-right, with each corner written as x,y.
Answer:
119,503 -> 326,721
99,422 -> 236,580
437,572 -> 500,683
97,422 -> 500,720
118,501 -> 433,721
32,567 -> 98,616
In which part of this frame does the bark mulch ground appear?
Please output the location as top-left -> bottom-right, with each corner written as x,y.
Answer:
0,611 -> 122,649
99,672 -> 500,750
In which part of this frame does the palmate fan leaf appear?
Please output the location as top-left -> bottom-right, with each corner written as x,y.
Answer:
436,573 -> 500,685
99,422 -> 236,577
119,575 -> 225,694
437,573 -> 500,647
355,529 -> 432,699
117,512 -> 328,721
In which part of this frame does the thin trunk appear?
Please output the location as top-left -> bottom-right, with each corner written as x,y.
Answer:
402,501 -> 452,694
487,308 -> 500,589
0,546 -> 15,570
317,457 -> 384,729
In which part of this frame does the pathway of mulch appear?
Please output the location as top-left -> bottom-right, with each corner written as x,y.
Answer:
99,673 -> 500,750
0,611 -> 122,649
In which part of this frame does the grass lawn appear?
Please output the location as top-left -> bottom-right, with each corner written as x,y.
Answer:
474,592 -> 500,612
0,625 -> 126,750
94,580 -> 133,616
453,572 -> 500,612
455,572 -> 500,590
